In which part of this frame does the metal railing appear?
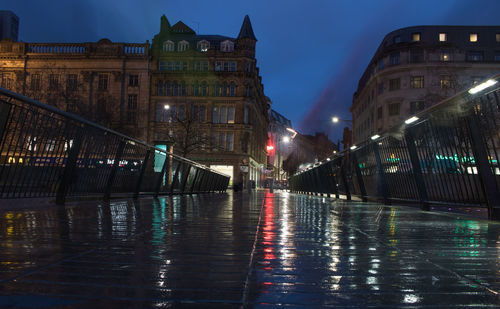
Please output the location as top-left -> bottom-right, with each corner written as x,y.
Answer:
289,74 -> 500,220
0,88 -> 230,204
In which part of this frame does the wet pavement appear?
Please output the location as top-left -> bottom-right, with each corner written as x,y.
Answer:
1,191 -> 500,308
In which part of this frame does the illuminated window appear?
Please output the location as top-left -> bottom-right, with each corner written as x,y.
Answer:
412,33 -> 421,42
440,49 -> 452,61
220,40 -> 234,52
410,76 -> 424,88
197,40 -> 210,52
178,40 -> 189,52
440,76 -> 451,88
470,33 -> 478,42
163,40 -> 174,52
439,33 -> 447,42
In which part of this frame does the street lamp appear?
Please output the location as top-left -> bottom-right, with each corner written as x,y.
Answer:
331,116 -> 352,125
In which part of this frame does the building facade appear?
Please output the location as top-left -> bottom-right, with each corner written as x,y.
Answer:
267,109 -> 293,184
149,15 -> 269,188
351,26 -> 500,144
0,11 -> 19,42
0,39 -> 150,140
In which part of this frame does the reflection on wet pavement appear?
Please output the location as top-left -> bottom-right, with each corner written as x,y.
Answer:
1,191 -> 500,308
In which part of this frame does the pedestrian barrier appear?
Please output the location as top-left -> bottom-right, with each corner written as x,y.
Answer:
289,74 -> 500,220
0,88 -> 230,204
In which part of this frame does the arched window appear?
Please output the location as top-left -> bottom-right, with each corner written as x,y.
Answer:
173,81 -> 178,96
180,81 -> 186,96
157,80 -> 164,96
193,82 -> 199,96
178,40 -> 189,52
163,40 -> 174,52
222,82 -> 228,97
165,81 -> 171,96
201,81 -> 207,96
197,40 -> 210,52
221,40 -> 234,52
229,82 -> 236,96
214,82 -> 220,96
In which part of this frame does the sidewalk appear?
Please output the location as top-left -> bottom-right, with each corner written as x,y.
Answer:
0,191 -> 499,308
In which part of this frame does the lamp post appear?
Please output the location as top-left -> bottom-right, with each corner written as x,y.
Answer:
331,116 -> 353,150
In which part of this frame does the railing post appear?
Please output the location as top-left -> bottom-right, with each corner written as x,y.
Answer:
154,151 -> 170,197
189,168 -> 200,193
56,127 -> 83,205
339,157 -> 351,201
468,113 -> 500,220
372,142 -> 390,204
0,100 -> 11,145
104,139 -> 126,201
352,150 -> 367,202
133,149 -> 151,199
405,126 -> 430,210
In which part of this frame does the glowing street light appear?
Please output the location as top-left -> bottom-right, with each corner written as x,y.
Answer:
164,104 -> 170,110
282,136 -> 290,143
405,116 -> 419,124
468,79 -> 498,94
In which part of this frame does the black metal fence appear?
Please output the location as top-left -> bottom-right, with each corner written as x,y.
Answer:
289,75 -> 500,220
0,88 -> 230,204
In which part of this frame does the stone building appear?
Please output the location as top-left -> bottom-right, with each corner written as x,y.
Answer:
149,14 -> 269,188
351,26 -> 500,144
0,39 -> 150,140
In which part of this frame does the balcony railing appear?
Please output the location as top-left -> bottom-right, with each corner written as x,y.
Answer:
0,87 -> 229,204
289,73 -> 500,220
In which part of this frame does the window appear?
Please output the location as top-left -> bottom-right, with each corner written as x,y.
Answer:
129,74 -> 139,86
244,106 -> 249,124
0,74 -> 12,90
246,62 -> 252,72
230,61 -> 237,72
389,78 -> 400,91
194,62 -> 200,71
157,80 -> 164,96
388,103 -> 400,116
98,74 -> 108,90
412,33 -> 421,42
212,105 -> 235,124
223,62 -> 229,72
378,59 -> 384,70
178,105 -> 185,121
173,61 -> 180,71
172,81 -> 178,96
389,52 -> 400,66
214,82 -> 221,96
409,49 -> 424,63
198,40 -> 209,52
165,81 -> 171,96
410,76 -> 424,88
211,132 -> 233,151
497,33 -> 500,42
159,61 -> 167,70
439,33 -> 447,42
30,74 -> 40,91
495,52 -> 500,62
222,82 -> 228,96
180,81 -> 186,96
221,40 -> 234,52
440,49 -> 452,61
467,51 -> 483,61
378,82 -> 384,94
229,82 -> 236,96
440,76 -> 451,88
182,61 -> 188,71
470,33 -> 478,42
393,36 -> 401,44
163,40 -> 174,52
201,61 -> 208,71
377,107 -> 382,119
49,74 -> 59,90
127,95 -> 138,124
201,81 -> 207,96
215,61 -> 222,72
245,85 -> 251,97
66,74 -> 77,91
193,82 -> 199,96
410,101 -> 425,114
178,40 -> 189,52
193,105 -> 206,123
156,103 -> 170,122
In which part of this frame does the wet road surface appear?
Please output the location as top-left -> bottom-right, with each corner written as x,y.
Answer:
1,191 -> 500,308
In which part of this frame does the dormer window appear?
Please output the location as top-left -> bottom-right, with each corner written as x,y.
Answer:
198,40 -> 210,52
221,40 -> 234,52
163,40 -> 174,52
178,40 -> 189,52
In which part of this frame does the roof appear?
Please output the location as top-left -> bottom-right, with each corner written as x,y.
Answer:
238,15 -> 257,41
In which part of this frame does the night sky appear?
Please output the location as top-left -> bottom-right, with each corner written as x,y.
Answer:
5,0 -> 500,142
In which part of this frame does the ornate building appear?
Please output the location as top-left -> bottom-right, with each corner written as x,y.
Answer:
352,26 -> 500,144
0,39 -> 150,140
149,15 -> 269,188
